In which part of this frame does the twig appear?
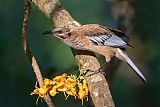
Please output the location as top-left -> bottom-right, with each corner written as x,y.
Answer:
21,0 -> 55,107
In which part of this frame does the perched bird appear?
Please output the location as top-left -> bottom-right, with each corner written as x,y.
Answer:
42,24 -> 146,82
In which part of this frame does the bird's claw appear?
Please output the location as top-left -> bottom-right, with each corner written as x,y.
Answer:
85,68 -> 105,77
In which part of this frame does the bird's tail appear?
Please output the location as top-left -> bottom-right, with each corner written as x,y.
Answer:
116,48 -> 147,83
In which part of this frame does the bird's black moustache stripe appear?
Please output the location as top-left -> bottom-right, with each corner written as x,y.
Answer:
41,30 -> 52,35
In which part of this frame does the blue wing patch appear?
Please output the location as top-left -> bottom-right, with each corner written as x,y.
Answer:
89,33 -> 127,47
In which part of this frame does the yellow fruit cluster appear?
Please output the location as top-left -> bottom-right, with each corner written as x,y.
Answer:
31,73 -> 89,101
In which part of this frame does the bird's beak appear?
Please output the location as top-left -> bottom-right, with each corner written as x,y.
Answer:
41,30 -> 52,35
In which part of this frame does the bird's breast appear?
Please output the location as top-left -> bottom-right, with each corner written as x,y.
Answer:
62,36 -> 86,50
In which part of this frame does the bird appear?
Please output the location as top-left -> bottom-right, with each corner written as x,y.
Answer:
42,24 -> 146,82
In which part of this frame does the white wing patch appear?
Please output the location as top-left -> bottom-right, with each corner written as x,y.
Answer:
89,33 -> 127,47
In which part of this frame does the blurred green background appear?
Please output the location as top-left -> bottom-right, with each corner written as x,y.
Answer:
0,0 -> 160,107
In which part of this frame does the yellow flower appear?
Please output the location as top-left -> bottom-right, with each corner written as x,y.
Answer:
71,87 -> 77,96
66,77 -> 77,88
44,78 -> 52,86
31,85 -> 51,97
77,83 -> 86,99
65,76 -> 77,97
55,82 -> 67,92
31,72 -> 89,105
66,87 -> 77,96
53,73 -> 67,85
50,80 -> 56,85
82,79 -> 88,96
54,73 -> 67,81
49,87 -> 57,97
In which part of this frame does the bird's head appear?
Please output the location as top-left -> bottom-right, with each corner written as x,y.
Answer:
42,27 -> 71,39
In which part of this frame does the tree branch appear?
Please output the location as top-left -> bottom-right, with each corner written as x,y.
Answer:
31,0 -> 115,107
21,0 -> 55,107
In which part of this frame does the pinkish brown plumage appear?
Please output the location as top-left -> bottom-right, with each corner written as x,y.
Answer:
42,24 -> 146,82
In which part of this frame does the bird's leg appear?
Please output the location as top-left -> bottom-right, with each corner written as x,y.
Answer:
85,61 -> 109,76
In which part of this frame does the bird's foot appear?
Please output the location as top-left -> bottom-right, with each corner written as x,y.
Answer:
85,68 -> 106,77
84,62 -> 108,77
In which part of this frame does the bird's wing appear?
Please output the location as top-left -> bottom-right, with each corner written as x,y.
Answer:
84,24 -> 132,48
